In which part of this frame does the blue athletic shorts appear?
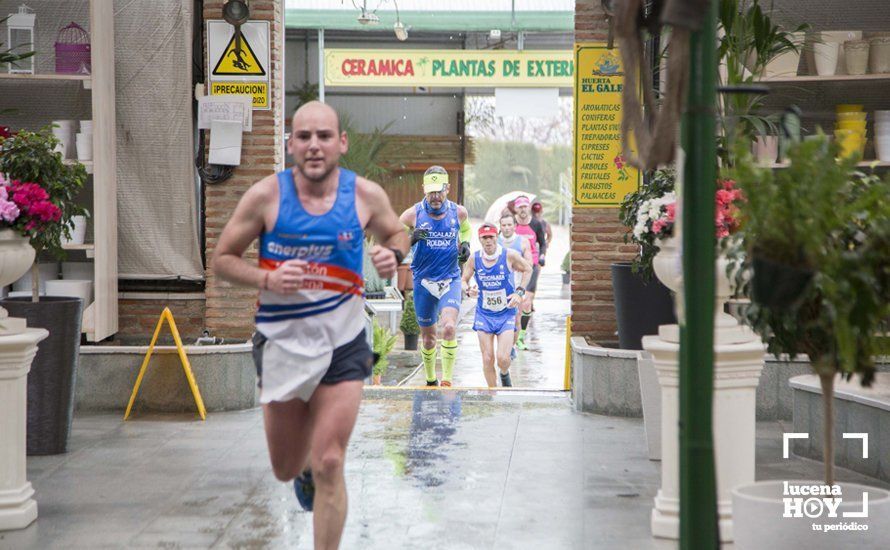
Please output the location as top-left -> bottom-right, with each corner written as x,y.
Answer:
413,274 -> 462,327
473,309 -> 517,335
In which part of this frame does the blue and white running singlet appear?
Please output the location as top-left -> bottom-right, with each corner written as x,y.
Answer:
254,167 -> 365,403
411,200 -> 462,326
472,248 -> 517,335
499,234 -> 525,288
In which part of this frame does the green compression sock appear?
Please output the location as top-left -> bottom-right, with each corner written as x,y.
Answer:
440,339 -> 458,382
421,345 -> 438,382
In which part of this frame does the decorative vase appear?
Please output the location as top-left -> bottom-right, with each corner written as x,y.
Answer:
403,332 -> 419,351
652,237 -> 749,343
814,42 -> 840,76
869,37 -> 890,74
753,135 -> 779,165
0,230 -> 36,336
843,40 -> 870,75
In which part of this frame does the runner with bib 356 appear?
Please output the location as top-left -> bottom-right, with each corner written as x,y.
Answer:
462,223 -> 532,387
399,166 -> 471,387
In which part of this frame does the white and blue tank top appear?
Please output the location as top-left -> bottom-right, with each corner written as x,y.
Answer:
473,248 -> 515,315
411,200 -> 460,281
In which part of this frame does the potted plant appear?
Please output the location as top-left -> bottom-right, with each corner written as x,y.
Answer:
728,137 -> 890,547
371,319 -> 397,385
613,168 -> 677,349
399,293 -> 420,351
560,251 -> 570,285
362,241 -> 388,300
0,126 -> 88,455
717,0 -> 808,163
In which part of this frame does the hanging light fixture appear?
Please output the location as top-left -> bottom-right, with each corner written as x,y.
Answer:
355,1 -> 380,25
393,0 -> 407,41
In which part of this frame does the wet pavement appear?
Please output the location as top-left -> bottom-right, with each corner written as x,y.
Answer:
3,391 -> 673,550
4,393 -> 886,549
402,271 -> 570,389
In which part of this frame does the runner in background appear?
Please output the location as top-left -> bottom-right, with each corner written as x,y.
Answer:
511,195 -> 547,350
399,166 -> 472,387
498,213 -> 532,359
531,200 -> 553,248
462,223 -> 532,387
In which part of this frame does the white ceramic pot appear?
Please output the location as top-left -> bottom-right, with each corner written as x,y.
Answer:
45,279 -> 92,305
733,480 -> 890,550
843,40 -> 870,75
61,215 -> 87,245
653,237 -> 732,301
61,262 -> 94,282
876,136 -> 890,162
75,133 -> 92,162
11,262 -> 58,294
753,135 -> 779,164
79,120 -> 92,133
0,230 -> 35,288
51,120 -> 76,159
814,42 -> 840,76
762,32 -> 805,78
869,37 -> 890,73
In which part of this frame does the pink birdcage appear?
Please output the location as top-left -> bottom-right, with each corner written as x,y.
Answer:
54,22 -> 91,74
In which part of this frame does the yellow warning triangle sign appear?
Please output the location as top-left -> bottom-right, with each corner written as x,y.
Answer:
123,307 -> 207,421
213,33 -> 266,76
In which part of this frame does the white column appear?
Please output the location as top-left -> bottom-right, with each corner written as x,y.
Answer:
0,328 -> 48,531
644,322 -> 765,542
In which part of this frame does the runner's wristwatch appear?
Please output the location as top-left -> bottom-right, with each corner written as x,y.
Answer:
515,286 -> 526,297
389,247 -> 406,265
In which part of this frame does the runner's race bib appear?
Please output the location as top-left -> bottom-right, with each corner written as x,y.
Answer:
421,278 -> 452,299
482,289 -> 508,312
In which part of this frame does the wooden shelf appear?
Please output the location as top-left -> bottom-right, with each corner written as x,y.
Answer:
758,73 -> 890,84
63,159 -> 93,174
0,72 -> 90,83
62,243 -> 95,259
763,160 -> 890,168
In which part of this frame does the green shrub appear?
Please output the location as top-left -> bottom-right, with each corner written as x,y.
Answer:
399,294 -> 420,335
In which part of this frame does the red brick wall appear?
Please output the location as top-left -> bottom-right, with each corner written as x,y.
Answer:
571,1 -> 637,344
116,297 -> 206,345
202,1 -> 284,340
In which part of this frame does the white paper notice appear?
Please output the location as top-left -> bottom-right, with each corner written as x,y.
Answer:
208,119 -> 243,166
198,95 -> 252,131
495,88 -> 559,118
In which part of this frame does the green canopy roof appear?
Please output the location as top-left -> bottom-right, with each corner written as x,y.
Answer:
285,10 -> 573,32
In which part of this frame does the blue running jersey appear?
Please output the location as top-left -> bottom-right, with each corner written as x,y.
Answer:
411,200 -> 460,281
473,248 -> 516,316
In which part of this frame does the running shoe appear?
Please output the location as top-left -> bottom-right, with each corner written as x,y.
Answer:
426,379 -> 439,387
500,372 -> 513,387
515,338 -> 528,351
441,380 -> 452,387
293,469 -> 315,512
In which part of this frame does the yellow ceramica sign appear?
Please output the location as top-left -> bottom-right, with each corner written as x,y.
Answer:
324,49 -> 573,87
210,81 -> 268,109
573,43 -> 640,207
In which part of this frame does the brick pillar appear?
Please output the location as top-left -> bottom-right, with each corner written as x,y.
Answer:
572,1 -> 638,344
203,1 -> 284,340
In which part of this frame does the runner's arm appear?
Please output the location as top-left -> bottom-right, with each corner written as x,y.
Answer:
212,177 -> 273,290
457,205 -> 471,262
508,249 -> 533,290
461,255 -> 477,297
530,218 -> 548,257
544,220 -> 553,245
360,178 -> 410,278
521,238 -> 533,265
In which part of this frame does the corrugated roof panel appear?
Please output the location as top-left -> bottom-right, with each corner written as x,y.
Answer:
285,0 -> 574,31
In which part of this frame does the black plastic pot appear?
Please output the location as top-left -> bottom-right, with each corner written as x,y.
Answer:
0,296 -> 83,455
403,332 -> 419,350
751,255 -> 814,310
610,263 -> 676,350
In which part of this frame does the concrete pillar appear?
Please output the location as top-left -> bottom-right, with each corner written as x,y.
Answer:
644,321 -> 765,541
0,328 -> 48,531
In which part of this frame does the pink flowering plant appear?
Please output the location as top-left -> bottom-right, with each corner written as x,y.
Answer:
620,168 -> 745,280
0,127 -> 88,260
